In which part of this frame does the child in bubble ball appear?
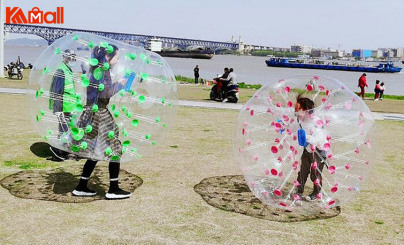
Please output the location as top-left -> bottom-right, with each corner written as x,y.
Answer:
72,44 -> 131,199
294,94 -> 328,203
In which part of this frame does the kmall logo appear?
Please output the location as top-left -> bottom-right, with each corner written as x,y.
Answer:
6,7 -> 64,24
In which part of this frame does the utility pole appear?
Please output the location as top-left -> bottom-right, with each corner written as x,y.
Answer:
0,0 -> 5,77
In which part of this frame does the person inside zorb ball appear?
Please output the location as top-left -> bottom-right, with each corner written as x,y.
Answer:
28,33 -> 177,199
234,75 -> 374,212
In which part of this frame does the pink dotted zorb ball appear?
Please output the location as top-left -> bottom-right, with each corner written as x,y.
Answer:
234,75 -> 375,212
28,33 -> 177,163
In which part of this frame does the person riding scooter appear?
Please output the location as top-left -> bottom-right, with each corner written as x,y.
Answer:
219,68 -> 239,103
211,67 -> 229,101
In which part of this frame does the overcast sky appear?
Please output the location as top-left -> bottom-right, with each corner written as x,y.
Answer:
4,0 -> 404,51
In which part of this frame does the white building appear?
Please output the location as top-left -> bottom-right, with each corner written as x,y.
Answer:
291,45 -> 312,54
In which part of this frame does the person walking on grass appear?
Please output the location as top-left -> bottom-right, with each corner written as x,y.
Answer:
194,65 -> 200,84
374,80 -> 381,101
379,82 -> 385,100
358,73 -> 368,99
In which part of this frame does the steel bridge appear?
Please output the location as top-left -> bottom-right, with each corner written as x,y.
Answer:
4,23 -> 239,50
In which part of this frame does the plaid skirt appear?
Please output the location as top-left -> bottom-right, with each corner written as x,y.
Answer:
75,106 -> 122,162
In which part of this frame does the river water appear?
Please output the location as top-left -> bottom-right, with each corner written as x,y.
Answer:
5,45 -> 404,95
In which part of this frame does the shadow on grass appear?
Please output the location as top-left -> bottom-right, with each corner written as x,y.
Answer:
194,175 -> 341,222
0,164 -> 143,203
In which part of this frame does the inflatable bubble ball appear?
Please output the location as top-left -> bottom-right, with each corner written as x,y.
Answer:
28,32 -> 177,163
234,75 -> 375,212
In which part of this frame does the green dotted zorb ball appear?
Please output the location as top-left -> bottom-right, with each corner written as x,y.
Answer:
28,32 -> 177,163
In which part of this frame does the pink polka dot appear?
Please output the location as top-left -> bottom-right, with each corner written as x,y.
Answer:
250,110 -> 254,116
246,139 -> 251,145
284,86 -> 291,93
331,186 -> 338,193
276,102 -> 282,107
287,101 -> 293,107
271,146 -> 278,154
314,179 -> 320,186
326,90 -> 330,96
265,169 -> 270,175
328,165 -> 336,174
293,135 -> 297,141
277,157 -> 282,162
328,200 -> 335,205
283,115 -> 290,121
253,155 -> 259,161
275,138 -> 280,143
243,122 -> 249,127
318,85 -> 325,91
307,84 -> 313,91
293,194 -> 300,200
274,123 -> 282,131
274,189 -> 282,196
323,143 -> 331,151
271,169 -> 278,176
279,202 -> 287,207
293,180 -> 300,187
316,193 -> 322,199
345,163 -> 350,169
242,128 -> 245,135
245,106 -> 250,111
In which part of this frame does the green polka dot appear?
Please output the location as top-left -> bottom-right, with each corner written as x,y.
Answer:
81,142 -> 88,150
103,63 -> 110,71
119,89 -> 125,97
100,42 -> 109,48
72,128 -> 85,141
111,104 -> 116,111
139,53 -> 146,61
122,148 -> 127,153
111,155 -> 120,161
81,76 -> 90,87
105,147 -> 112,156
145,134 -> 151,140
113,111 -> 119,118
88,42 -> 94,48
72,35 -> 79,41
47,130 -> 52,135
92,104 -> 99,113
44,136 -> 49,140
108,131 -> 115,139
106,45 -> 114,54
75,103 -> 83,112
131,119 -> 139,127
152,141 -> 156,145
71,145 -> 80,152
89,58 -> 98,66
122,129 -> 128,137
146,58 -> 151,64
42,67 -> 50,74
121,106 -> 127,112
55,48 -> 61,54
36,115 -> 41,122
126,111 -> 132,118
40,110 -> 45,116
123,140 -> 130,147
93,67 -> 104,80
161,77 -> 166,83
131,148 -> 137,153
139,95 -> 146,103
125,53 -> 136,60
141,73 -> 148,80
75,93 -> 81,100
161,97 -> 166,103
85,125 -> 93,133
98,83 -> 105,91
162,123 -> 167,127
155,117 -> 161,123
130,90 -> 137,96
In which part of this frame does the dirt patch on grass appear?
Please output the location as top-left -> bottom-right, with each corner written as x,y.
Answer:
194,175 -> 340,222
1,164 -> 143,203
